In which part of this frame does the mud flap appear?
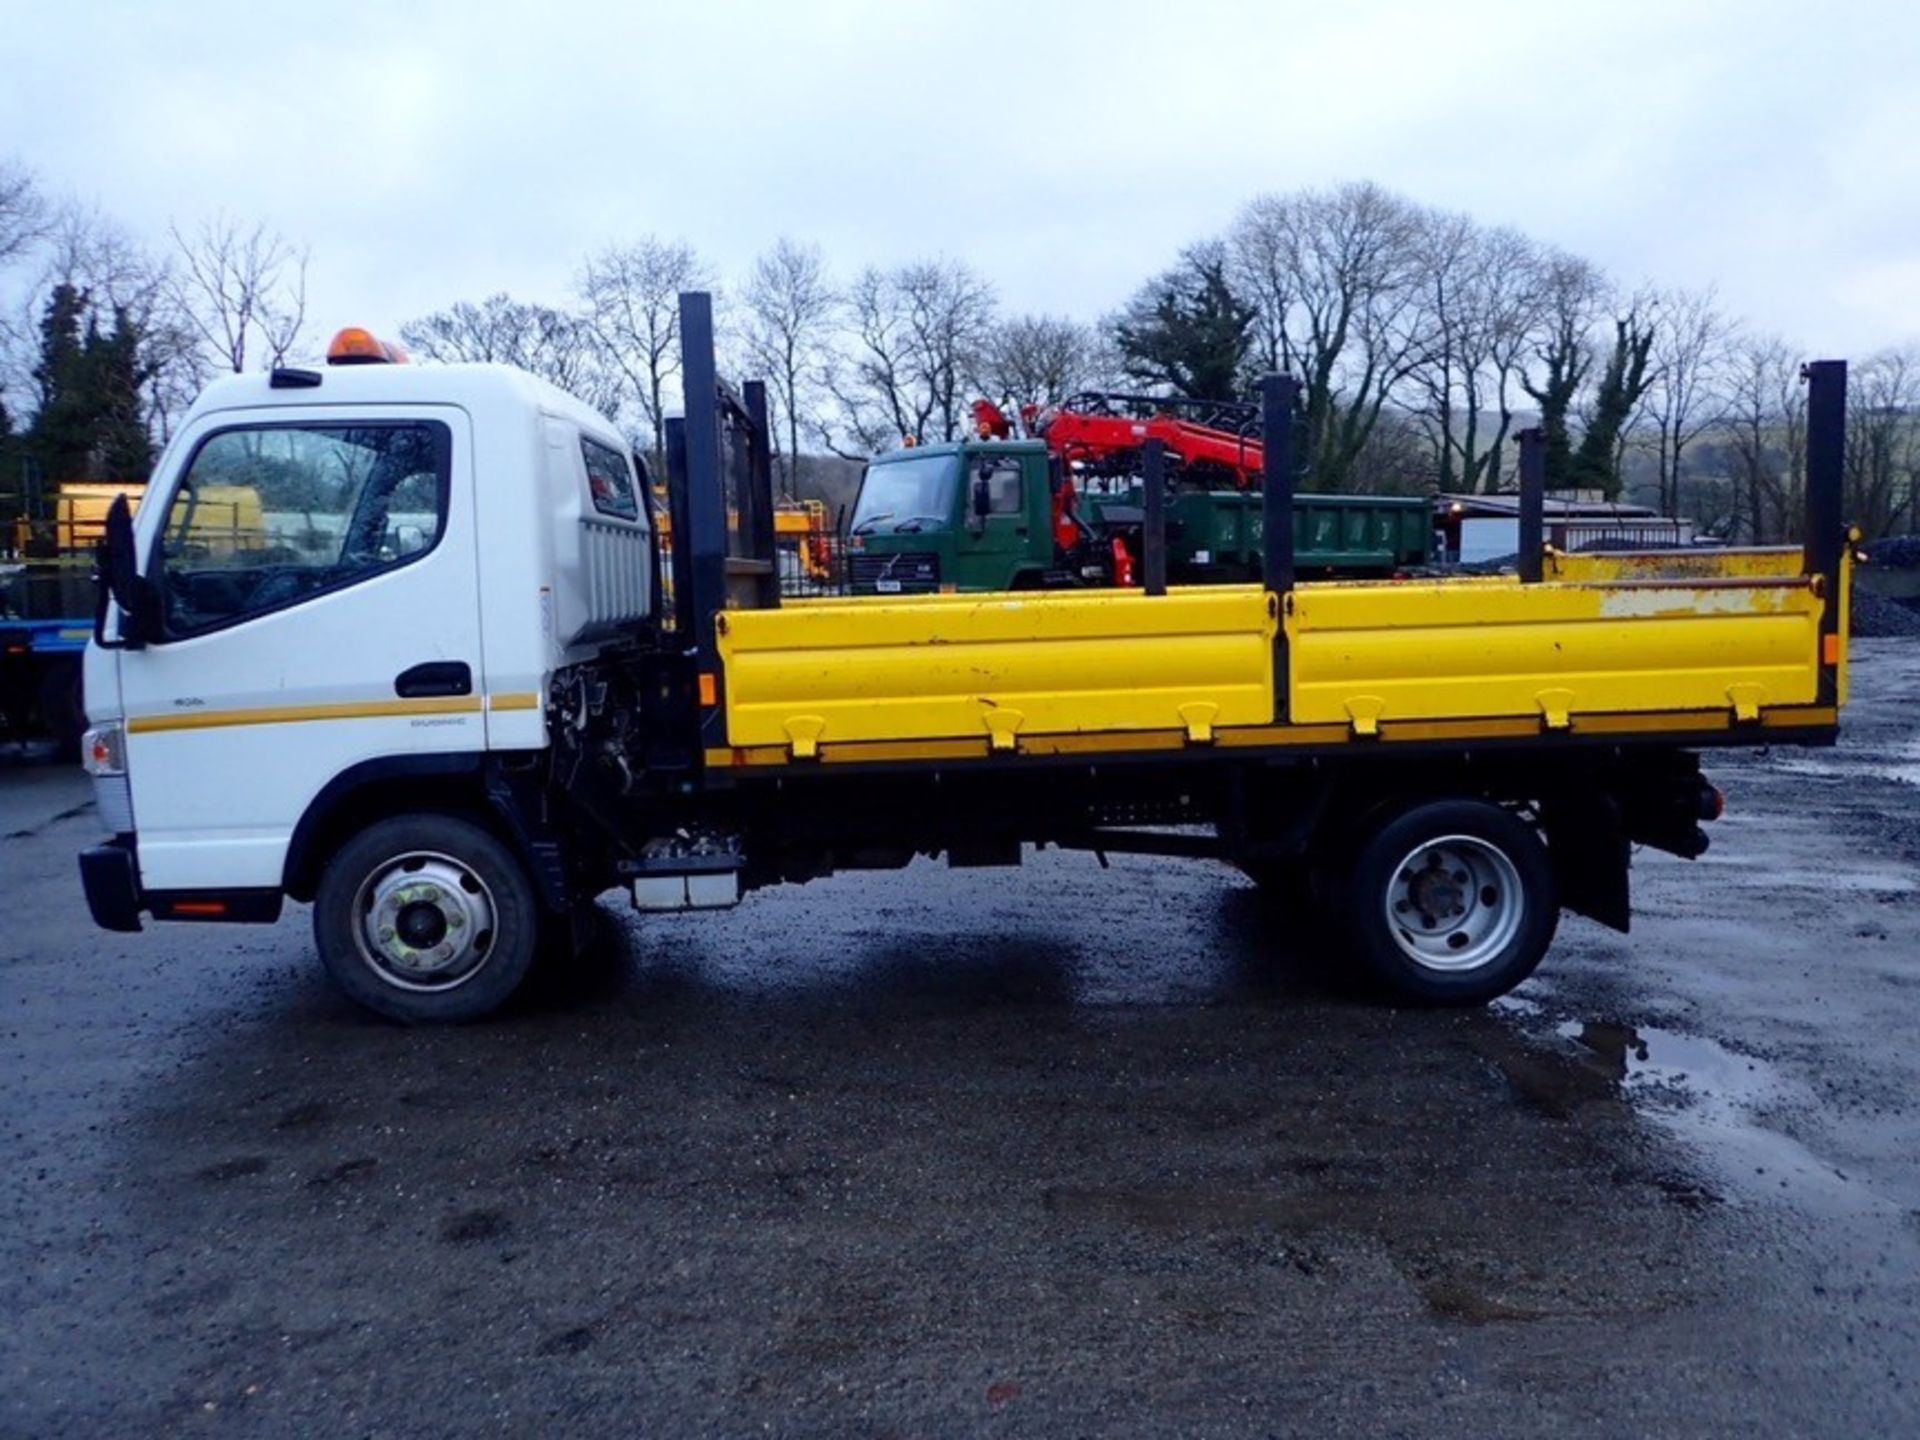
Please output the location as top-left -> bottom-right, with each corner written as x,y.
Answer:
1545,796 -> 1631,934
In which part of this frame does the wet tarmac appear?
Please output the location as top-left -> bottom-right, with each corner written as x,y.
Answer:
4,643 -> 1919,1436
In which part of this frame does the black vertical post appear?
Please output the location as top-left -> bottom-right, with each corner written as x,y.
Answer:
1260,374 -> 1297,594
638,444 -> 666,639
677,292 -> 728,745
663,418 -> 692,643
1142,438 -> 1168,596
743,379 -> 779,608
1260,373 -> 1298,723
1804,359 -> 1847,705
1516,427 -> 1546,583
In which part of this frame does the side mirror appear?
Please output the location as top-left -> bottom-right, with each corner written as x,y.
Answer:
94,495 -> 149,648
970,468 -> 995,534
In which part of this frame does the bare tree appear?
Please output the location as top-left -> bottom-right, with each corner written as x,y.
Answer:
1846,347 -> 1920,539
1644,286 -> 1735,515
1402,215 -> 1549,493
0,161 -> 51,417
1228,182 -> 1429,491
1226,192 -> 1296,375
168,215 -> 309,372
825,258 -> 994,454
977,314 -> 1099,415
741,238 -> 836,494
400,293 -> 619,417
0,159 -> 47,269
1719,336 -> 1805,542
577,237 -> 711,473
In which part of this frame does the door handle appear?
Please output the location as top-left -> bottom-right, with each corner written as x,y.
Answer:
394,661 -> 472,698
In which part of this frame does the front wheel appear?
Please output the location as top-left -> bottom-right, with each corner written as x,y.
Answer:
313,814 -> 541,1023
1342,799 -> 1557,1005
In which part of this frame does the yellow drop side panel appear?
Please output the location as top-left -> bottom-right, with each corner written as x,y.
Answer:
719,587 -> 1276,750
1546,546 -> 1804,583
1289,577 -> 1825,727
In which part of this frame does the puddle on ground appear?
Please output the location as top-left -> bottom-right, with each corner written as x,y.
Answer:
1502,1017 -> 1895,1217
1771,737 -> 1920,789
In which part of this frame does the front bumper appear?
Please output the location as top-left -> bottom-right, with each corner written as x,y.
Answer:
80,839 -> 143,932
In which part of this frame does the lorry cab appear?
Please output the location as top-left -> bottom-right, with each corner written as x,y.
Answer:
80,331 -> 652,928
847,440 -> 1054,593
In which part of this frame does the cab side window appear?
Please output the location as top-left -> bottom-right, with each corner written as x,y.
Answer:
982,460 -> 1023,515
582,437 -> 639,520
156,421 -> 450,637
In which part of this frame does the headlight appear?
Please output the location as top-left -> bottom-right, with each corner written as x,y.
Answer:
82,722 -> 125,777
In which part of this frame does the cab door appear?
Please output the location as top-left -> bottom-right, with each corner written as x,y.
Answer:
953,453 -> 1033,589
117,405 -> 483,895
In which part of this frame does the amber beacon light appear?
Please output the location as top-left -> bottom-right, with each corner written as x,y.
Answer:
326,327 -> 409,365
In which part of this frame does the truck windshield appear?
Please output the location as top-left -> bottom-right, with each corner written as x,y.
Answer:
849,454 -> 958,534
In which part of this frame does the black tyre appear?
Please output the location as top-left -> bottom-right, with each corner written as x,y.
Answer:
1340,799 -> 1557,1006
39,658 -> 84,761
313,813 -> 540,1023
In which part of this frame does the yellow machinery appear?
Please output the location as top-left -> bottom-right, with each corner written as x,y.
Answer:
656,498 -> 835,585
12,481 -> 268,558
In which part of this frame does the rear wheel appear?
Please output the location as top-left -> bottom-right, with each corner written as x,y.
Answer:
1341,799 -> 1556,1005
313,814 -> 539,1023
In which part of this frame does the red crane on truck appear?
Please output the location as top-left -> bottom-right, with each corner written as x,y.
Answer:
982,392 -> 1268,484
970,391 -> 1271,570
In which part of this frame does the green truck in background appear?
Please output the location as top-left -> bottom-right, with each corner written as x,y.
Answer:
846,437 -> 1433,595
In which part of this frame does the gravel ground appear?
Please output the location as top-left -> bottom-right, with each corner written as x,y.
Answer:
1851,586 -> 1920,637
2,643 -> 1918,1437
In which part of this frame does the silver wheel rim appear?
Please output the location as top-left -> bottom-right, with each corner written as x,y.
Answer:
1382,833 -> 1524,973
351,850 -> 498,993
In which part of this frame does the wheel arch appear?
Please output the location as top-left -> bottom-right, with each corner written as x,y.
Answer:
283,753 -> 498,904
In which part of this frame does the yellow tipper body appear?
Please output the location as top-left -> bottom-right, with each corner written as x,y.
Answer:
718,587 -> 1277,756
711,549 -> 1843,765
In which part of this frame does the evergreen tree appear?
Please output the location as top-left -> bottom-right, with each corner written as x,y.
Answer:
89,308 -> 155,481
1570,314 -> 1656,499
1522,347 -> 1585,490
1113,247 -> 1255,402
28,284 -> 96,481
23,287 -> 157,485
0,395 -> 17,522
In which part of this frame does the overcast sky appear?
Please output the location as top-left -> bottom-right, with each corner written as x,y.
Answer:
5,0 -> 1919,359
